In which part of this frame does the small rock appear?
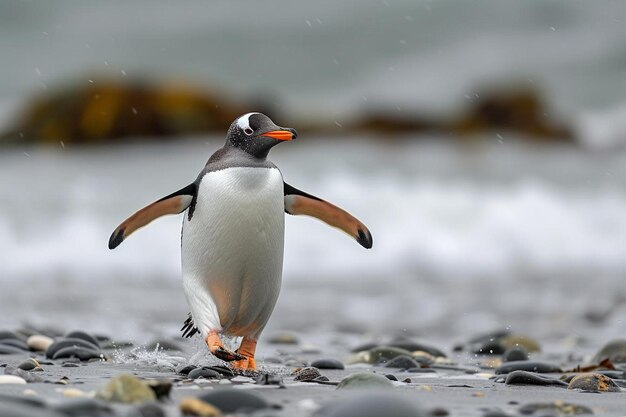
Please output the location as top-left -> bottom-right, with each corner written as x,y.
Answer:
0,344 -> 28,354
315,392 -> 425,417
65,331 -> 100,348
188,367 -> 220,380
62,388 -> 88,398
4,366 -> 45,383
179,397 -> 221,416
568,373 -> 621,392
311,358 -> 344,370
503,346 -> 529,362
0,331 -> 22,341
17,358 -> 42,371
593,339 -> 626,363
349,346 -> 413,364
504,371 -> 568,387
178,365 -> 197,375
388,340 -> 447,358
336,372 -> 394,390
0,339 -> 29,351
385,374 -> 398,381
0,375 -> 27,384
96,374 -> 156,404
198,389 -> 269,413
231,375 -> 254,383
146,379 -> 173,399
267,331 -> 299,345
52,346 -> 102,361
518,401 -> 593,415
46,338 -> 100,358
27,335 -> 54,352
495,360 -> 562,374
294,367 -> 322,382
385,355 -> 419,369
461,330 -> 510,353
205,365 -> 234,377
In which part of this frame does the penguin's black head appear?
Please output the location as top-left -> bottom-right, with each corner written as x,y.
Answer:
225,112 -> 297,159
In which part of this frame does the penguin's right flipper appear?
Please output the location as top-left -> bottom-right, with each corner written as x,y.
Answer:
108,183 -> 196,249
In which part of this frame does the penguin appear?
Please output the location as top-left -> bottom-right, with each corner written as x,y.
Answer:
108,112 -> 372,370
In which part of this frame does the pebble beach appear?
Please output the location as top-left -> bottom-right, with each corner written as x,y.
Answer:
2,327 -> 626,416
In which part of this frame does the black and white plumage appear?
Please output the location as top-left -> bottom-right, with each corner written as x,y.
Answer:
109,112 -> 372,367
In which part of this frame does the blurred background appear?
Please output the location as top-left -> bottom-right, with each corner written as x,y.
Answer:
1,0 -> 626,349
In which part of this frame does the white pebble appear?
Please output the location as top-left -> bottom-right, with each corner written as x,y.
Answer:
231,376 -> 254,383
27,335 -> 54,352
62,388 -> 88,398
218,379 -> 232,385
0,375 -> 27,385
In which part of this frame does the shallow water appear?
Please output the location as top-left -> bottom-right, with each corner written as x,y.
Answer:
1,136 -> 625,346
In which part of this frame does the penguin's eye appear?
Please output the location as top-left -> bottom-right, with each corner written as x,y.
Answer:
243,127 -> 253,136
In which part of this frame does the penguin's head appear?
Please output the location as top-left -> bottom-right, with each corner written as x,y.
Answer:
226,112 -> 297,159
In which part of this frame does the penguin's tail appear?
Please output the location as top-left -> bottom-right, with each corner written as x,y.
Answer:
180,313 -> 199,338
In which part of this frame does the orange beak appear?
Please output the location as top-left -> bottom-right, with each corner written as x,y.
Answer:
261,130 -> 294,141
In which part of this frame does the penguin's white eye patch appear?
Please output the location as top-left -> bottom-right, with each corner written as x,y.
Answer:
244,127 -> 253,136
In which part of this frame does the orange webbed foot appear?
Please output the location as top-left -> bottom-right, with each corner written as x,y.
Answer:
232,337 -> 257,370
205,331 -> 244,362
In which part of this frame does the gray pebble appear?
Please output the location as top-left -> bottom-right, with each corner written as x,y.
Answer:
52,346 -> 102,361
504,371 -> 568,387
337,372 -> 394,390
593,339 -> 626,363
177,364 -> 197,375
388,339 -> 447,358
17,358 -> 41,371
65,331 -> 101,348
0,331 -> 22,341
495,360 -> 561,374
0,344 -> 29,354
46,338 -> 100,358
384,355 -> 419,369
311,358 -> 344,370
0,339 -> 29,351
198,389 -> 270,413
187,367 -> 220,380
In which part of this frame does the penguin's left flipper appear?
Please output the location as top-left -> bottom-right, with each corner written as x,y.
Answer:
284,182 -> 373,249
108,183 -> 197,249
